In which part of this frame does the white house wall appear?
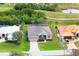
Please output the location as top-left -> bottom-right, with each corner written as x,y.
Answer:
0,25 -> 20,41
46,34 -> 52,39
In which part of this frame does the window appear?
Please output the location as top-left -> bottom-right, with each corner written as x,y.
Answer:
48,35 -> 50,38
0,37 -> 1,39
2,34 -> 5,37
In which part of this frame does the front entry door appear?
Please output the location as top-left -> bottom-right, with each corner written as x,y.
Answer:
39,35 -> 46,41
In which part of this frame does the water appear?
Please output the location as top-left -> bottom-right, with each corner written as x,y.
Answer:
62,9 -> 79,14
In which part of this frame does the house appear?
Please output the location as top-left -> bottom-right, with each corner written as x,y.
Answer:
57,25 -> 79,42
72,49 -> 79,56
28,25 -> 52,41
0,25 -> 20,41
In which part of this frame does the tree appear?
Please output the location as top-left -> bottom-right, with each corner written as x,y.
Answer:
14,3 -> 26,10
21,15 -> 30,24
14,3 -> 59,11
31,11 -> 47,24
12,31 -> 22,44
0,4 -> 47,25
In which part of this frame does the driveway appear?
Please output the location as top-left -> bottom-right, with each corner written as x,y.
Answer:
67,40 -> 78,49
29,38 -> 41,56
29,41 -> 40,52
0,38 -> 6,43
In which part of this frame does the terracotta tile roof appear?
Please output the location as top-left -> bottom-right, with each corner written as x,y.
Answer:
58,25 -> 79,36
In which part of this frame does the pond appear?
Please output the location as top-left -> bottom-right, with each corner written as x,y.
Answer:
62,9 -> 79,14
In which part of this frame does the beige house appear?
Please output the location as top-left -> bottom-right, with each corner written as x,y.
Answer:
57,25 -> 79,42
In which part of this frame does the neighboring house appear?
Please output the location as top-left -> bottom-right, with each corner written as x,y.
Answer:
72,49 -> 79,56
28,25 -> 52,41
0,25 -> 20,41
57,25 -> 79,42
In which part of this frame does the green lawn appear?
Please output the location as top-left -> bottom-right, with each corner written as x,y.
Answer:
17,25 -> 30,52
48,20 -> 79,26
38,39 -> 64,50
36,10 -> 79,18
0,42 -> 18,52
0,4 -> 13,12
0,7 -> 13,12
0,25 -> 30,52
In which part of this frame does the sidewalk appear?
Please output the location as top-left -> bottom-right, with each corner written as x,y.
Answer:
29,50 -> 71,56
0,52 -> 10,56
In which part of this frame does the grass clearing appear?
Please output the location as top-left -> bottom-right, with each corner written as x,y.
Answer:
36,10 -> 79,18
48,20 -> 79,26
0,7 -> 13,12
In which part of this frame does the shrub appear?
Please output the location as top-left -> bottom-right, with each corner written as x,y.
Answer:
12,31 -> 22,44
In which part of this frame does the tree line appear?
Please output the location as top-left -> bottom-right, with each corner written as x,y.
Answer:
0,4 -> 47,25
14,3 -> 59,11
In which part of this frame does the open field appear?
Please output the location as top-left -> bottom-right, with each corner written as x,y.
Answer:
58,4 -> 79,10
48,20 -> 79,26
0,7 -> 13,12
36,10 -> 79,18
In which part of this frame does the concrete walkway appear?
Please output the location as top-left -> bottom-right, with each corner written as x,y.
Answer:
39,50 -> 71,56
74,38 -> 79,42
67,40 -> 78,49
0,38 -> 6,43
0,52 -> 10,56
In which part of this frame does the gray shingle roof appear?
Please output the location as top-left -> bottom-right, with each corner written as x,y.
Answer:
28,25 -> 52,37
